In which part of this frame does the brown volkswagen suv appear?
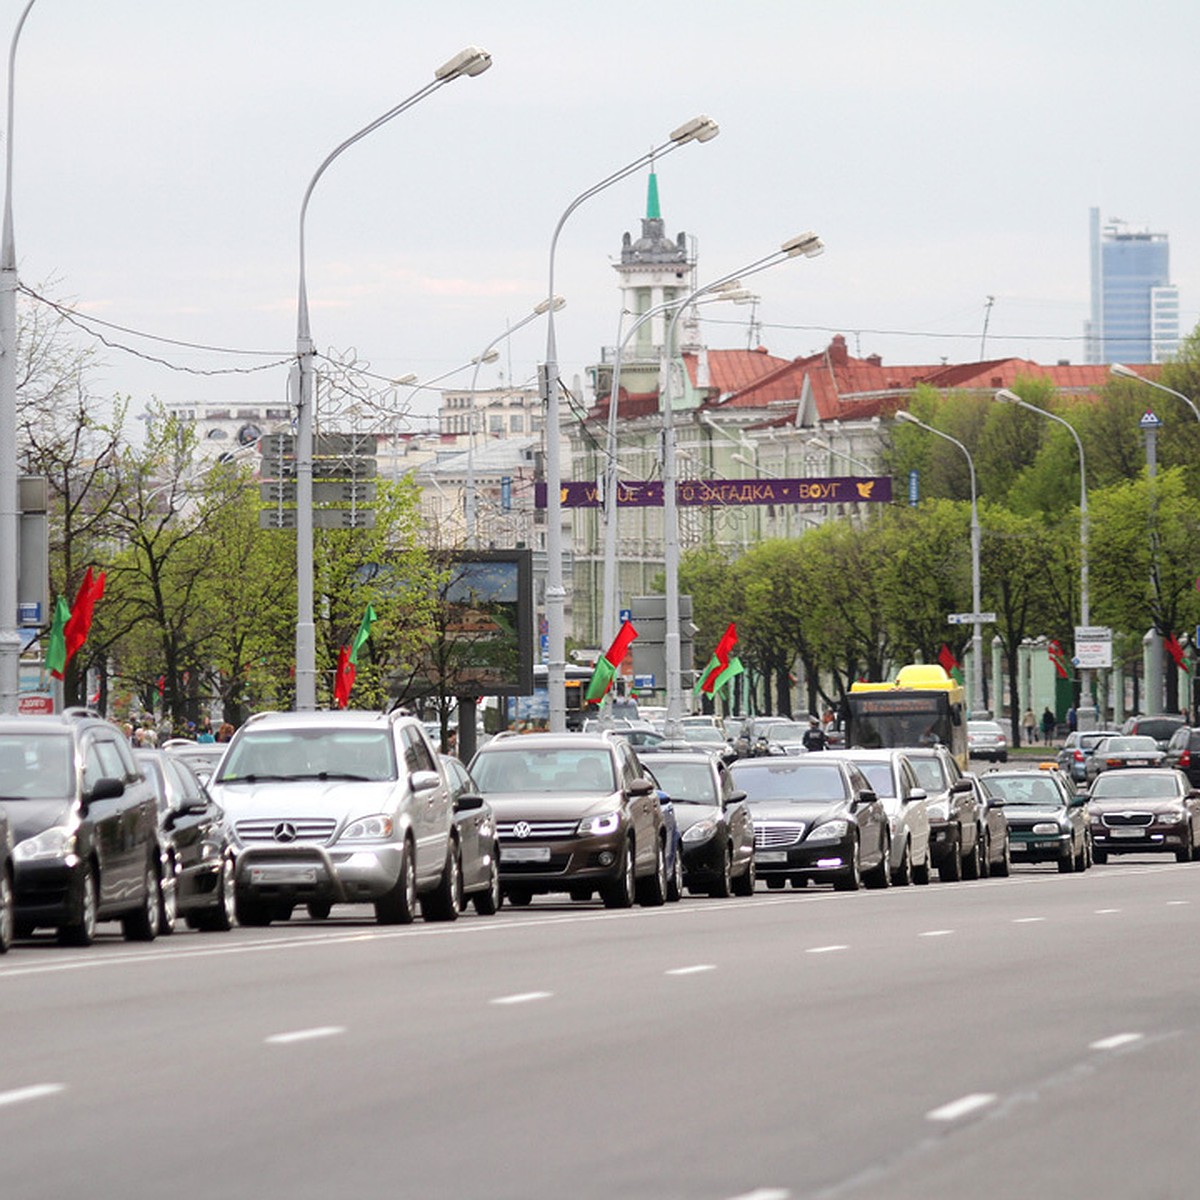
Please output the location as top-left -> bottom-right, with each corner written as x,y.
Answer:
468,731 -> 668,908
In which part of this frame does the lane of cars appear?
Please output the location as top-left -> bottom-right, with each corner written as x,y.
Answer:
3,708 -> 1200,956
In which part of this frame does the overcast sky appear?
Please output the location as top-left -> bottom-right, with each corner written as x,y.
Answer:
6,0 -> 1199,428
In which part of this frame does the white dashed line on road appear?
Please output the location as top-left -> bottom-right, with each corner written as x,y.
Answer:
1095,909 -> 1120,915
1167,900 -> 1190,906
919,929 -> 954,938
0,1084 -> 66,1108
490,991 -> 553,1006
806,945 -> 848,954
264,1026 -> 346,1045
1013,917 -> 1046,924
724,1190 -> 791,1200
926,1092 -> 997,1122
666,964 -> 717,976
1090,1032 -> 1144,1051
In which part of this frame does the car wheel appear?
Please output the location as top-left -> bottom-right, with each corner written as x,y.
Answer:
636,838 -> 668,907
422,839 -> 463,922
912,846 -> 932,885
157,861 -> 178,936
601,840 -> 636,909
891,839 -> 913,887
122,862 -> 162,942
939,834 -> 963,883
306,900 -> 333,920
978,832 -> 991,879
864,838 -> 891,888
194,858 -> 236,932
1175,843 -> 1192,864
0,867 -> 13,953
708,845 -> 733,899
1092,846 -> 1108,864
473,847 -> 501,916
993,836 -> 1011,877
833,842 -> 861,892
59,867 -> 98,947
732,853 -> 756,897
374,839 -> 417,925
666,844 -> 684,903
790,875 -> 808,889
235,894 -> 275,926
504,886 -> 533,907
962,831 -> 981,881
1058,843 -> 1076,873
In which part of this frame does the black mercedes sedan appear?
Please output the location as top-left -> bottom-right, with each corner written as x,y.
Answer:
729,756 -> 888,891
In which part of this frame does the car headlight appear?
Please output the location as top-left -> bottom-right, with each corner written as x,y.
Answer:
682,817 -> 719,845
807,819 -> 849,841
926,801 -> 949,821
14,825 -> 77,862
340,815 -> 395,841
1157,809 -> 1185,824
578,810 -> 622,837
1032,822 -> 1064,835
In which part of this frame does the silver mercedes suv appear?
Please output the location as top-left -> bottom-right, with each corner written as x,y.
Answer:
208,710 -> 457,926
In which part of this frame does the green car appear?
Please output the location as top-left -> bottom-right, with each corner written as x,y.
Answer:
978,767 -> 1090,873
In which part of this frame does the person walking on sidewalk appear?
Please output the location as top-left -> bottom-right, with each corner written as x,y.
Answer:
1040,706 -> 1056,744
1022,707 -> 1036,746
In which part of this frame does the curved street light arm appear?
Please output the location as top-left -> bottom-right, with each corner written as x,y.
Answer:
1110,363 -> 1200,423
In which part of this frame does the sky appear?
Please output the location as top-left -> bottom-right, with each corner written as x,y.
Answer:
5,0 -> 1199,430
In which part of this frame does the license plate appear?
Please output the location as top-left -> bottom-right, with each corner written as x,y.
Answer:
1127,760 -> 1149,767
250,865 -> 317,885
1111,828 -> 1146,839
503,845 -> 551,864
1032,840 -> 1060,850
756,850 -> 789,863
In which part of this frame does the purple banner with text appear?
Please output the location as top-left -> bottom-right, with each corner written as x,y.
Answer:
535,476 -> 893,509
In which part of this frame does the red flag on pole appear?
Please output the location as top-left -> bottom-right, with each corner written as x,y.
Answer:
699,622 -> 738,694
63,567 -> 106,666
333,646 -> 355,709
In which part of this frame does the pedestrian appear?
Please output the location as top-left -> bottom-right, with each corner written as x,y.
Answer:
801,717 -> 827,752
197,719 -> 216,744
1040,706 -> 1055,744
216,721 -> 235,743
1022,707 -> 1036,745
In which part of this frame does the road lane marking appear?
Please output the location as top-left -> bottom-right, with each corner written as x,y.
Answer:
1013,917 -> 1045,923
1095,909 -> 1120,914
724,1190 -> 791,1200
1167,900 -> 1190,906
264,1026 -> 345,1045
490,991 -> 552,1006
926,1092 -> 997,1122
666,964 -> 716,976
807,945 -> 848,954
0,1084 -> 65,1108
1090,1032 -> 1144,1051
919,929 -> 954,937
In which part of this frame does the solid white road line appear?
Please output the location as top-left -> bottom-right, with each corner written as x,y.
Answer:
264,1026 -> 346,1045
1013,917 -> 1045,924
926,1092 -> 997,1122
490,991 -> 552,1006
0,1084 -> 66,1108
806,945 -> 848,954
919,929 -> 954,938
665,964 -> 717,976
1090,1032 -> 1144,1051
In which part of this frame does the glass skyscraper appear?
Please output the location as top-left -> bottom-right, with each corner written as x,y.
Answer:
1085,207 -> 1179,364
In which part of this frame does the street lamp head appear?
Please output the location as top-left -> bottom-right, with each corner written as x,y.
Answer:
782,232 -> 824,258
1110,362 -> 1140,380
435,46 -> 493,80
994,388 -> 1021,404
472,348 -> 500,365
393,373 -> 418,386
534,294 -> 566,315
894,410 -> 919,425
670,115 -> 720,144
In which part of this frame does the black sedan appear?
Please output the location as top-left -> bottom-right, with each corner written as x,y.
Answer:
729,756 -> 889,891
958,772 -> 1012,877
1083,735 -> 1164,783
640,751 -> 755,897
1087,768 -> 1200,863
135,749 -> 236,933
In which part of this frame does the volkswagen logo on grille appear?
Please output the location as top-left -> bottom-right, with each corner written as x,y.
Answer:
513,821 -> 532,840
273,821 -> 298,843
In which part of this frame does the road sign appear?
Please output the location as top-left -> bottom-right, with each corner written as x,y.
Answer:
315,433 -> 376,457
315,456 -> 378,480
948,611 -> 996,625
260,509 -> 297,530
260,433 -> 296,457
18,693 -> 53,715
259,481 -> 377,505
1074,624 -> 1112,669
314,509 -> 375,530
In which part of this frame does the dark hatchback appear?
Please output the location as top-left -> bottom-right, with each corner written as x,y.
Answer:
0,714 -> 164,944
730,756 -> 888,891
1163,726 -> 1200,788
978,768 -> 1090,872
1087,768 -> 1200,863
135,748 -> 236,933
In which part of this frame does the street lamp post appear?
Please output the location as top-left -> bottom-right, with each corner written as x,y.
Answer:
661,234 -> 824,739
465,297 -> 564,550
0,0 -> 37,715
1111,363 -> 1200,422
895,411 -> 985,719
293,45 -> 491,711
542,115 -> 719,733
995,388 -> 1096,729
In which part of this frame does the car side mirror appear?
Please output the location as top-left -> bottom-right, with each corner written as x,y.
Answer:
728,789 -> 747,806
950,778 -> 973,794
904,787 -> 928,805
454,792 -> 485,813
410,769 -> 441,795
84,776 -> 125,806
628,777 -> 656,798
851,789 -> 877,811
1068,793 -> 1088,807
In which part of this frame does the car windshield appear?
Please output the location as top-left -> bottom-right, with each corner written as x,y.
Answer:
731,762 -> 848,803
969,722 -> 1003,737
766,722 -> 807,744
217,728 -> 396,783
908,757 -> 949,792
644,761 -> 718,805
1102,737 -> 1158,753
1080,732 -> 1119,751
471,748 -> 615,794
981,776 -> 1064,806
847,761 -> 895,798
1091,772 -> 1181,800
680,726 -> 724,745
0,732 -> 74,799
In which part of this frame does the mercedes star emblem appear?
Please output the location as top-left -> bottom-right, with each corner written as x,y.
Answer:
274,821 -> 298,843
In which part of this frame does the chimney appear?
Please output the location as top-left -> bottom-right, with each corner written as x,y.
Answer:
866,354 -> 882,367
828,335 -> 849,366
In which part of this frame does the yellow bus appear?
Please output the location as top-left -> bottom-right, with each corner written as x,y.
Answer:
846,664 -> 968,770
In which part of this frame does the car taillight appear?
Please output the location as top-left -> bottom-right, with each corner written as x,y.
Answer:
1181,749 -> 1191,767
1073,750 -> 1084,762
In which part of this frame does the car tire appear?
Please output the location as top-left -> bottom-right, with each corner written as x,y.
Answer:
912,848 -> 932,885
235,893 -> 275,926
158,861 -> 178,936
978,832 -> 991,878
864,838 -> 891,889
666,844 -> 684,903
993,837 -> 1011,877
833,842 -> 861,892
473,847 -> 501,916
1058,844 -> 1075,873
1175,843 -> 1192,864
732,854 -> 756,897
790,875 -> 808,889
636,838 -> 668,907
122,862 -> 162,942
306,900 -> 333,920
374,839 -> 417,925
59,867 -> 98,947
1092,846 -> 1108,864
939,834 -> 963,883
193,858 -> 237,932
708,845 -> 733,899
0,867 -> 13,954
601,840 -> 636,909
891,839 -> 913,887
504,886 -> 533,907
422,839 -> 463,922
962,832 -> 981,881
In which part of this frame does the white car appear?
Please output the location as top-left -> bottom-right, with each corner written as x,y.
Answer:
208,710 -> 459,926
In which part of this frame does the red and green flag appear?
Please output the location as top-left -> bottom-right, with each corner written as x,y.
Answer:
44,596 -> 72,681
710,655 -> 744,699
937,643 -> 965,686
1047,639 -> 1071,679
1165,633 -> 1192,675
63,567 -> 106,665
586,620 -> 638,703
333,604 -> 378,709
695,622 -> 737,695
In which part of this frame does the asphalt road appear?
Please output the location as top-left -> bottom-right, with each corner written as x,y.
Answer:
1,856 -> 1197,1200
